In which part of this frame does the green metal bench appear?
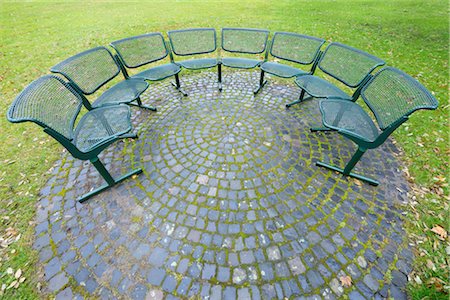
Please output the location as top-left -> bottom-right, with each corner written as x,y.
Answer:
167,28 -> 222,90
51,46 -> 153,110
221,28 -> 269,88
7,75 -> 143,203
286,42 -> 385,108
254,32 -> 325,95
315,67 -> 438,185
110,32 -> 187,97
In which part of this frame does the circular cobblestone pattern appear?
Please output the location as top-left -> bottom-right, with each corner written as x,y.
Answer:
36,72 -> 413,299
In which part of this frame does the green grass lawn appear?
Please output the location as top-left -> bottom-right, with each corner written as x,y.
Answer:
0,1 -> 448,298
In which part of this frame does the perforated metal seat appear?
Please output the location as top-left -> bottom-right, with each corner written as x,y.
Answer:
319,99 -> 379,142
74,105 -> 132,152
255,32 -> 325,94
7,75 -> 142,202
221,57 -> 262,69
287,42 -> 385,107
294,75 -> 351,100
93,79 -> 149,108
314,67 -> 438,185
176,58 -> 219,70
260,62 -> 308,78
131,63 -> 181,81
51,47 -> 151,110
111,33 -> 187,96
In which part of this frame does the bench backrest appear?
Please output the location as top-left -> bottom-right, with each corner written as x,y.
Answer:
7,75 -> 83,140
221,28 -> 269,54
319,42 -> 385,88
270,32 -> 325,65
51,47 -> 121,95
110,33 -> 169,69
361,67 -> 438,130
168,28 -> 217,56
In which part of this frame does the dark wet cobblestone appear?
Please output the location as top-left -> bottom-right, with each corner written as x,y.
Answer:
35,72 -> 412,299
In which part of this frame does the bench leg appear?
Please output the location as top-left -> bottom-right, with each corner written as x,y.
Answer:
253,70 -> 267,95
316,147 -> 379,186
78,157 -> 143,203
310,127 -> 332,132
286,90 -> 308,108
171,74 -> 188,97
218,63 -> 222,92
129,97 -> 157,111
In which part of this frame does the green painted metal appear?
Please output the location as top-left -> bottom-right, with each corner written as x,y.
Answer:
221,57 -> 263,69
167,28 -> 221,91
221,28 -> 269,78
315,67 -> 438,185
7,75 -> 142,202
255,32 -> 325,95
290,42 -> 385,107
51,46 -> 151,110
110,33 -> 187,96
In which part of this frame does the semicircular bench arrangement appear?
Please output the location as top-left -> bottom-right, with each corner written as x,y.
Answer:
7,28 -> 438,202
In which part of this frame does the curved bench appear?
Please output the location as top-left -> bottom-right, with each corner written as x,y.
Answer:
6,27 -> 439,201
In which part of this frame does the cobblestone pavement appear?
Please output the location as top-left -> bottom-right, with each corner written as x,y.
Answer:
35,72 -> 412,299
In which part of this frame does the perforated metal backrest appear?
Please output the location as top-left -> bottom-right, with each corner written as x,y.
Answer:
7,75 -> 83,140
318,43 -> 385,88
221,28 -> 269,54
110,33 -> 169,68
51,47 -> 120,95
361,67 -> 438,130
168,28 -> 217,56
270,32 -> 325,65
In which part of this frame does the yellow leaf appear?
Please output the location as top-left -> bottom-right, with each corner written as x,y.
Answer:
430,225 -> 447,240
426,259 -> 436,271
340,275 -> 352,287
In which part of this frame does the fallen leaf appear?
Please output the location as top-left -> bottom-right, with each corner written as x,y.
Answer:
427,277 -> 445,292
340,275 -> 352,287
426,259 -> 436,271
430,225 -> 447,240
14,269 -> 21,279
6,268 -> 13,275
7,280 -> 17,290
19,277 -> 26,283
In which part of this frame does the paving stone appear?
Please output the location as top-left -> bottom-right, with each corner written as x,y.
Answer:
133,243 -> 151,260
131,284 -> 147,300
306,269 -> 324,289
233,268 -> 247,284
202,264 -> 216,280
48,272 -> 68,292
162,275 -> 178,293
217,266 -> 230,282
147,268 -> 165,286
363,274 -> 379,291
145,288 -> 164,300
391,270 -> 407,287
357,256 -> 368,269
45,257 -> 62,280
55,287 -> 73,300
148,247 -> 168,267
267,246 -> 281,261
224,286 -> 236,300
329,278 -> 344,296
390,284 -> 407,300
288,256 -> 306,275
